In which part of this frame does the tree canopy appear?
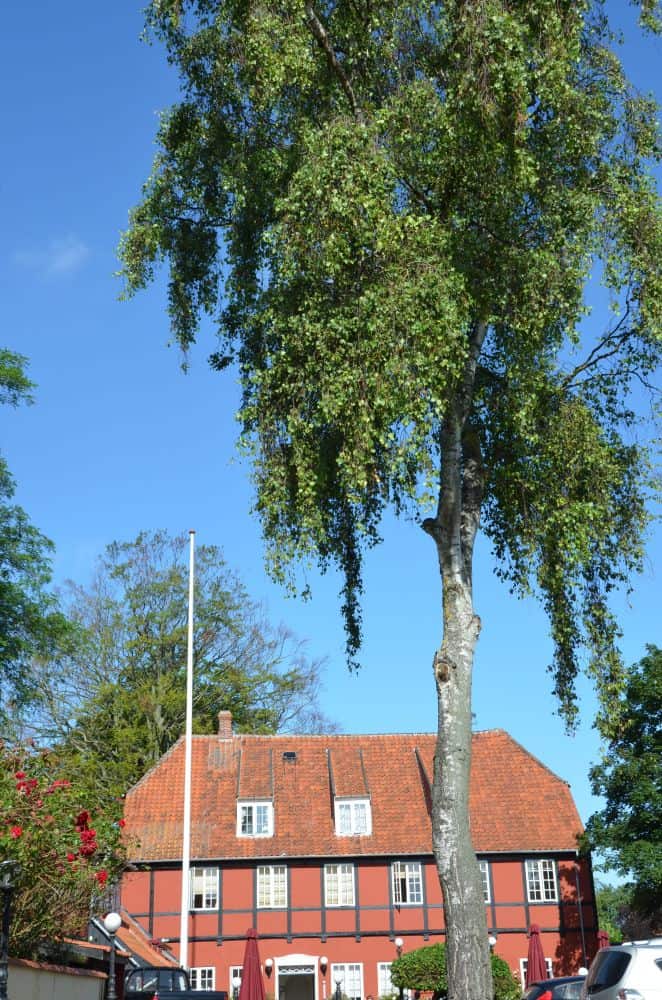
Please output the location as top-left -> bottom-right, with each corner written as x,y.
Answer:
120,1 -> 661,995
23,530 -> 335,797
390,941 -> 520,1000
0,350 -> 73,724
586,646 -> 662,923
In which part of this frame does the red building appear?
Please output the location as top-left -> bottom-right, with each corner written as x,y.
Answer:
120,712 -> 597,996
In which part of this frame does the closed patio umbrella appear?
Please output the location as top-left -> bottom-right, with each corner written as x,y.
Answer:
238,928 -> 266,1000
525,923 -> 547,987
597,930 -> 610,949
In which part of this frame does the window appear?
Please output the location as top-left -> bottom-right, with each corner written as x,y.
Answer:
237,801 -> 273,837
229,966 -> 243,997
525,859 -> 558,902
190,867 -> 218,910
392,861 -> 423,905
257,865 -> 287,908
190,968 -> 216,991
335,797 -> 371,836
325,863 -> 355,906
377,962 -> 396,998
478,860 -> 491,904
331,964 -> 363,1000
519,958 -> 553,987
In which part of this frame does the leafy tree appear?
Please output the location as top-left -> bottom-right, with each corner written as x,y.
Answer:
24,530 -> 336,796
390,942 -> 519,1000
120,1 -> 661,996
594,882 -> 631,944
586,647 -> 662,921
0,351 -> 73,724
0,742 -> 126,959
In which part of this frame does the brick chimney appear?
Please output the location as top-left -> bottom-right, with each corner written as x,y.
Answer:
218,710 -> 233,739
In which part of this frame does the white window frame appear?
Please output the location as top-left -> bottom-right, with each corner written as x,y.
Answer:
391,860 -> 423,905
189,867 -> 218,910
478,860 -> 491,904
377,962 -> 396,998
334,797 -> 372,836
331,963 -> 363,1000
324,862 -> 355,906
237,800 -> 273,837
190,967 -> 216,991
229,966 -> 243,997
519,957 -> 553,987
525,858 -> 558,902
257,864 -> 287,908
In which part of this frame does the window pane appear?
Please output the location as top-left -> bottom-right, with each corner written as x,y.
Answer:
479,861 -> 490,903
241,806 -> 253,835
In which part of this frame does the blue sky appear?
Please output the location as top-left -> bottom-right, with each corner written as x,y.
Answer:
1,2 -> 660,851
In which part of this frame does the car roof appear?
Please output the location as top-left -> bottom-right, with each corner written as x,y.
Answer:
533,976 -> 586,985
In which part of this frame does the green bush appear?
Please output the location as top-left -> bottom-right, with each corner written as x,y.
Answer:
390,943 -> 520,1000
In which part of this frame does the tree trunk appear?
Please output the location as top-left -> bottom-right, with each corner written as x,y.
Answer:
433,575 -> 490,1000
423,320 -> 491,999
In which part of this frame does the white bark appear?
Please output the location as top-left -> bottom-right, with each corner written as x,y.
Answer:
422,321 -> 491,1000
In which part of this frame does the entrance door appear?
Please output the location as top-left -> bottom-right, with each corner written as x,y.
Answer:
276,959 -> 316,1000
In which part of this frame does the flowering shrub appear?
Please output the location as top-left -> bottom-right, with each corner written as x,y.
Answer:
0,743 -> 127,958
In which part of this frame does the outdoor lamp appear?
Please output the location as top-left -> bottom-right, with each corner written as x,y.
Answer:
265,959 -> 273,977
488,934 -> 498,952
320,957 -> 328,974
394,937 -> 404,958
0,860 -> 20,1000
103,911 -> 122,1000
233,974 -> 242,1000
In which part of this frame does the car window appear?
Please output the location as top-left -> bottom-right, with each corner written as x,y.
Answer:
553,983 -> 583,998
586,951 -> 631,991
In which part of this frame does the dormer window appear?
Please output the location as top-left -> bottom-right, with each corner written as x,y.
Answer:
334,797 -> 371,836
237,800 -> 273,837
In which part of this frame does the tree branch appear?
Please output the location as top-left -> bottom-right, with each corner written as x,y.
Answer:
304,4 -> 364,123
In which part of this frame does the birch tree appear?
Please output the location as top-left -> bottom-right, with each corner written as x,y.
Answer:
119,2 -> 661,996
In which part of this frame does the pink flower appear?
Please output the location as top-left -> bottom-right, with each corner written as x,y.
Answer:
14,771 -> 26,779
10,826 -> 22,838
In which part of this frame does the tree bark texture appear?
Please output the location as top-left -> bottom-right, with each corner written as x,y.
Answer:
424,322 -> 491,999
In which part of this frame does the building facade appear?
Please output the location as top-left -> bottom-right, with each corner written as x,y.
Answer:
120,713 -> 598,996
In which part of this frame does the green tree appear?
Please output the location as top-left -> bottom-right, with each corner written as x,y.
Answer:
594,882 -> 632,944
0,350 -> 73,724
119,2 -> 661,996
24,530 -> 335,796
0,742 -> 126,959
586,647 -> 662,921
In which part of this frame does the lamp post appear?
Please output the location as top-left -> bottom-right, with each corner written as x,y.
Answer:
394,937 -> 404,1000
0,860 -> 20,1000
103,911 -> 122,1000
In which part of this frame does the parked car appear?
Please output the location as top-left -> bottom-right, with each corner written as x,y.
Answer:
125,965 -> 228,1000
581,940 -> 662,999
523,975 -> 586,999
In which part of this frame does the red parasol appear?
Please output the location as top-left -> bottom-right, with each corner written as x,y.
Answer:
597,930 -> 610,949
238,929 -> 266,1000
525,923 -> 547,987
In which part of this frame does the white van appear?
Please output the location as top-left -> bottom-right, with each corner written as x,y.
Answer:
581,940 -> 662,999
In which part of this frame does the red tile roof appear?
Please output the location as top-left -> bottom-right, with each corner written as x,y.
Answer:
123,728 -> 582,863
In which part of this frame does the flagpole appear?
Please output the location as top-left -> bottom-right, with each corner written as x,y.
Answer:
179,529 -> 195,971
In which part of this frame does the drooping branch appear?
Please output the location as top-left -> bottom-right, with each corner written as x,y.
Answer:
304,4 -> 364,123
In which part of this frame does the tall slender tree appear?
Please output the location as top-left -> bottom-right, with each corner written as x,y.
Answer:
120,2 -> 661,996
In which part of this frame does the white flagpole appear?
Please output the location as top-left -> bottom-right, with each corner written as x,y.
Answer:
179,529 -> 195,971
